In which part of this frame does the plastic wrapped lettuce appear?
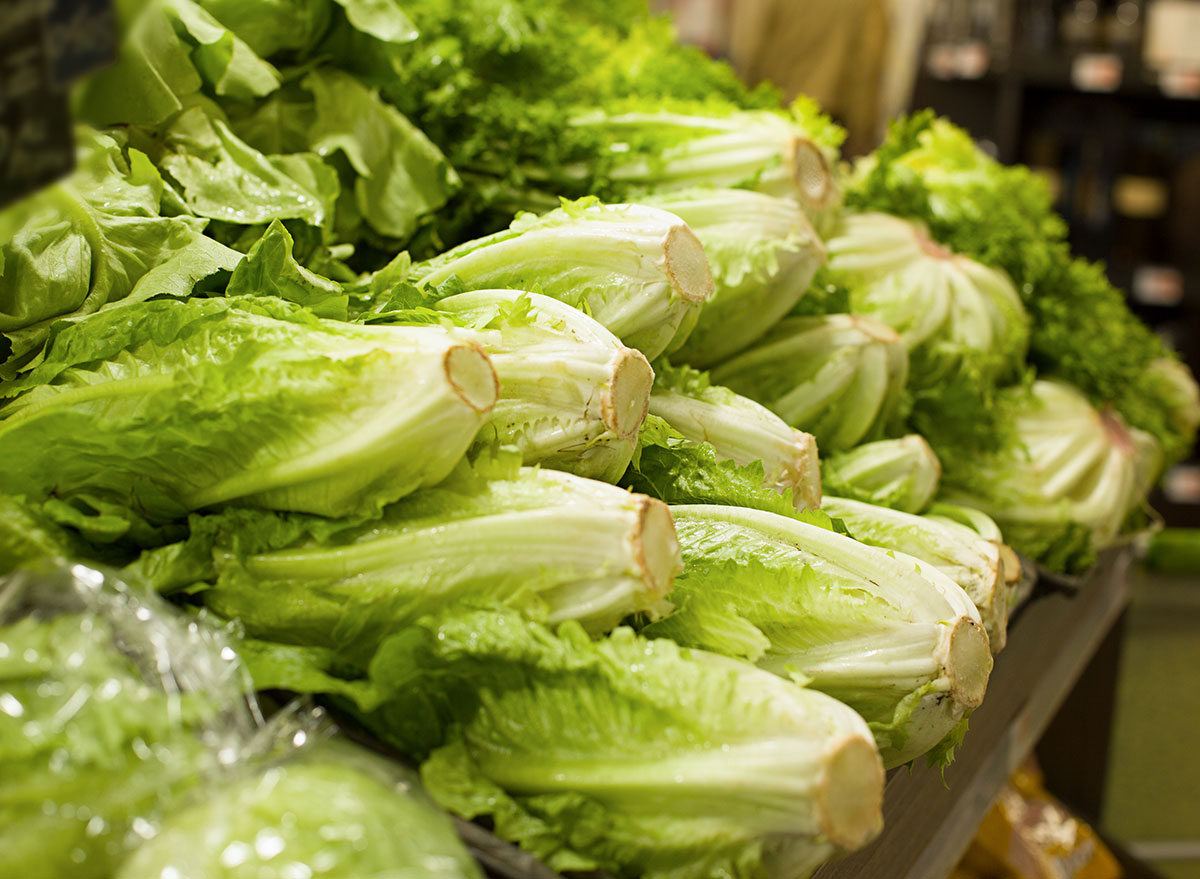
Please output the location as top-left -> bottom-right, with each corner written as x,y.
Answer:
0,563 -> 253,878
409,200 -> 714,359
643,505 -> 992,768
647,362 -> 821,509
825,212 -> 1029,390
820,435 -> 941,514
0,296 -> 498,545
711,314 -> 909,453
131,458 -> 681,656
564,105 -> 842,232
940,380 -> 1162,573
0,563 -> 483,879
638,188 -> 826,365
115,738 -> 482,879
386,289 -> 654,483
245,608 -> 885,879
818,497 -> 1009,653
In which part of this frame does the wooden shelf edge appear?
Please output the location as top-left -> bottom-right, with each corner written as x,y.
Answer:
814,547 -> 1134,879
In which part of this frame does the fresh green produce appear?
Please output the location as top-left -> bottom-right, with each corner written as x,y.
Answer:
712,314 -> 909,453
559,105 -> 842,230
132,459 -> 680,657
244,608 -> 886,879
825,211 -> 1028,390
0,129 -> 241,376
647,363 -> 821,509
818,496 -> 1009,652
924,503 -> 1029,613
0,566 -> 247,879
639,188 -> 826,365
847,113 -> 1199,467
940,380 -> 1162,572
409,200 -> 714,359
643,504 -> 992,767
821,435 -> 941,514
115,741 -> 483,879
0,297 -> 498,545
624,416 -> 817,517
404,289 -> 654,482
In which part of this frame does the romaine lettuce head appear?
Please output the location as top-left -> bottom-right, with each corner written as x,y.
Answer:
924,503 -> 1031,614
0,129 -> 241,376
639,188 -> 827,365
0,564 -> 253,879
133,462 -> 681,657
565,105 -> 841,230
940,380 -> 1162,573
711,314 -> 909,453
819,496 -> 1009,653
115,740 -> 481,879
821,435 -> 941,514
411,201 -> 714,359
430,290 -> 653,483
274,609 -> 884,879
0,297 -> 497,545
644,505 -> 992,768
826,212 -> 1028,391
648,362 -> 821,509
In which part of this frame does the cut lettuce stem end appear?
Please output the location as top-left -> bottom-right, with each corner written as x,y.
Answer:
445,343 -> 501,413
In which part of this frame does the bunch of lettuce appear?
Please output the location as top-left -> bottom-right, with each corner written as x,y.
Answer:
821,435 -> 941,514
241,608 -> 886,879
131,457 -> 681,661
940,380 -> 1162,572
0,296 -> 497,546
712,314 -> 909,453
847,112 -> 1198,467
640,188 -> 827,366
371,288 -> 654,482
406,200 -> 714,359
647,362 -> 821,509
643,505 -> 992,768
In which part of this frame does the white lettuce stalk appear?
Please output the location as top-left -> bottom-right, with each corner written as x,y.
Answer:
925,502 -> 1031,614
648,363 -> 821,509
711,314 -> 909,453
819,496 -> 1009,653
567,108 -> 842,232
821,435 -> 941,514
647,504 -> 992,768
638,188 -> 827,365
139,465 -> 682,657
286,609 -> 885,879
826,212 -> 1029,387
941,380 -> 1162,571
413,201 -> 714,359
434,290 -> 653,482
0,298 -> 498,539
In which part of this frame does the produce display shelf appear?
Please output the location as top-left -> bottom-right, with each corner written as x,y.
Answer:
812,546 -> 1134,879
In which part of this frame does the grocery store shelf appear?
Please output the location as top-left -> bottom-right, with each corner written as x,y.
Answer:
813,546 -> 1135,879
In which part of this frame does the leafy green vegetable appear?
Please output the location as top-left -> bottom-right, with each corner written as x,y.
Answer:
825,211 -> 1029,446
819,496 -> 1009,652
712,314 -> 909,453
0,297 -> 497,545
643,504 -> 992,768
640,188 -> 826,366
225,220 -> 349,318
940,380 -> 1162,572
410,200 -> 714,359
132,459 -> 680,658
847,113 -> 1197,466
246,608 -> 885,879
821,435 -> 941,514
115,740 -> 482,879
431,290 -> 653,482
648,362 -> 821,509
0,129 -> 240,376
